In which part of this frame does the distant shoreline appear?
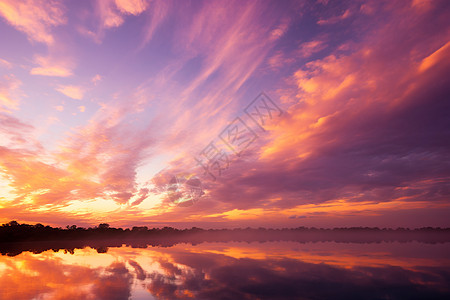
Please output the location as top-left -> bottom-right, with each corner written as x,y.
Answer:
1,221 -> 449,256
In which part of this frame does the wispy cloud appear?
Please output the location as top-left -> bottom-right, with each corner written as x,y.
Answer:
418,41 -> 450,73
199,0 -> 450,219
0,0 -> 66,45
80,0 -> 149,43
317,9 -> 352,25
0,0 -> 448,227
138,0 -> 169,49
97,0 -> 125,29
0,75 -> 22,112
91,74 -> 102,85
30,55 -> 73,77
0,58 -> 12,69
56,85 -> 84,100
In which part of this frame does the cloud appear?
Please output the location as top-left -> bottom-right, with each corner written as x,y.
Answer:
0,78 -> 158,214
30,55 -> 73,77
115,0 -> 148,15
160,0 -> 293,127
138,0 -> 169,49
0,113 -> 35,149
51,93 -> 157,205
297,39 -> 327,58
91,74 -> 102,85
98,0 -> 149,28
0,74 -> 22,112
0,0 -> 66,45
81,0 -> 149,43
97,0 -> 125,29
130,188 -> 150,206
188,0 -> 450,219
0,58 -> 12,69
267,51 -> 295,70
418,41 -> 450,73
265,37 -> 327,72
317,9 -> 352,25
127,0 -> 297,184
270,18 -> 291,41
0,115 -> 83,209
56,85 -> 84,100
1,0 -> 449,227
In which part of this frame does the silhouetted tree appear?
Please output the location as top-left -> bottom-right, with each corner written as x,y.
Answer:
98,223 -> 110,229
7,221 -> 19,227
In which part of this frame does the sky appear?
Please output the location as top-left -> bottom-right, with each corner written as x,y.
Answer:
0,0 -> 449,228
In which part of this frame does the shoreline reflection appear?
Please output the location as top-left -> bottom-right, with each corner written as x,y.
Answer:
0,241 -> 449,299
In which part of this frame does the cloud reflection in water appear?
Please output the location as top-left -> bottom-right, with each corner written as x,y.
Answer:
0,241 -> 449,299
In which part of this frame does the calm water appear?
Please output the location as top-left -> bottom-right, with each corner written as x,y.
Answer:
1,241 -> 449,299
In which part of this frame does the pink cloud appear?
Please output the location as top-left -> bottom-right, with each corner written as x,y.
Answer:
0,0 -> 449,228
30,55 -> 74,77
0,0 -> 66,45
91,74 -> 102,84
184,0 -> 450,220
115,0 -> 147,15
0,58 -> 12,69
0,74 -> 21,112
56,85 -> 84,100
317,9 -> 352,25
80,0 -> 149,43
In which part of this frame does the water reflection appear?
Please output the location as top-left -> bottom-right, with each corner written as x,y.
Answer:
0,241 -> 449,299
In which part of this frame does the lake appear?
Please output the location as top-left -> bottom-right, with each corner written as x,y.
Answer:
0,240 -> 449,299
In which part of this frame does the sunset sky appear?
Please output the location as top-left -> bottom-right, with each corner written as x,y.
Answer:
0,0 -> 449,228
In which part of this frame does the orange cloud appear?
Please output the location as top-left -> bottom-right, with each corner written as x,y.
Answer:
79,0 -> 149,44
0,0 -> 66,45
115,0 -> 147,15
97,0 -> 124,29
418,41 -> 450,73
185,1 -> 450,227
97,0 -> 147,29
1,0 -> 449,228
